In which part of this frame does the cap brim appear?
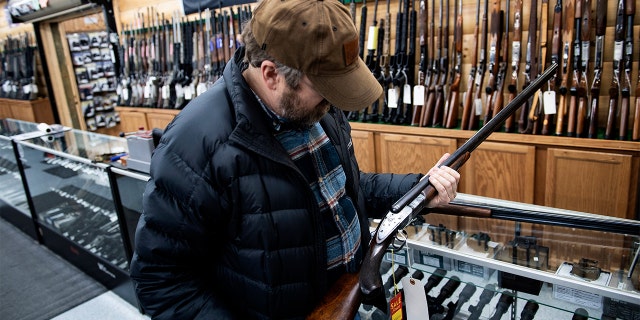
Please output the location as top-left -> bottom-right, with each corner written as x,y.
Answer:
307,58 -> 383,112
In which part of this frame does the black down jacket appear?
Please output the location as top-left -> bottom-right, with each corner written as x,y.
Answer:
129,48 -> 422,320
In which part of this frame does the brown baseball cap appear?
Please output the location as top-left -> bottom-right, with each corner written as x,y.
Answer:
251,0 -> 383,112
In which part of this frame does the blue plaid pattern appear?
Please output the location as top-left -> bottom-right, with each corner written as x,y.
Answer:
275,123 -> 362,272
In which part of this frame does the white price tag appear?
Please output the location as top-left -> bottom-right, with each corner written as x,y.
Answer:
123,88 -> 129,100
162,85 -> 170,99
613,41 -> 624,61
143,84 -> 151,98
388,87 -> 399,109
401,277 -> 430,320
413,85 -> 425,106
403,84 -> 412,104
185,85 -> 194,100
22,84 -> 31,94
197,82 -> 208,96
176,84 -> 184,98
474,98 -> 483,116
543,90 -> 557,115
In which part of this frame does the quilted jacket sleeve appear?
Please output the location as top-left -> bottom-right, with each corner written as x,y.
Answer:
359,172 -> 423,219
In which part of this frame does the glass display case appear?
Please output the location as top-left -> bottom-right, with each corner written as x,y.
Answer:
0,118 -> 56,239
12,127 -> 138,306
365,194 -> 640,320
107,165 -> 149,263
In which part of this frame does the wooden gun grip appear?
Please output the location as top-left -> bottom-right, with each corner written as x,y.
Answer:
307,273 -> 361,320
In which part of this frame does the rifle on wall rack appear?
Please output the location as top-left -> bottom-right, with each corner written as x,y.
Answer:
519,0 -> 539,134
489,1 -> 507,122
431,0 -> 448,127
460,0 -> 480,130
505,0 -> 522,133
605,0 -> 626,140
483,0 -> 501,126
528,0 -> 548,135
634,33 -> 640,141
566,0 -> 583,137
588,0 -> 605,138
619,0 -> 634,140
467,0 -> 489,130
555,0 -> 574,136
444,0 -> 462,129
420,0 -> 438,127
411,0 -> 428,126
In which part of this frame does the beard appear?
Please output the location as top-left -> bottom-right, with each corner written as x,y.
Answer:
279,86 -> 331,130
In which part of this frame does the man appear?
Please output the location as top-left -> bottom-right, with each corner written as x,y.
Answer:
129,0 -> 459,319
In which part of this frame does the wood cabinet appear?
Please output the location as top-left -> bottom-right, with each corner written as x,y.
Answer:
0,98 -> 54,124
350,122 -> 640,220
115,107 -> 178,134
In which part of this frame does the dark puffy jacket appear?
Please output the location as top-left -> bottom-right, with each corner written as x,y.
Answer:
129,48 -> 422,319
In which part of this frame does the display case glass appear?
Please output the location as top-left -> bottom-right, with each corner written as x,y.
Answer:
14,128 -> 130,271
0,118 -> 51,239
368,194 -> 640,320
107,166 -> 149,263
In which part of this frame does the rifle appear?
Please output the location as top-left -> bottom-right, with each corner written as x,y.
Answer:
619,0 -> 634,140
467,0 -> 489,130
575,0 -> 591,137
411,0 -> 428,126
363,0 -> 378,123
606,0 -> 625,140
588,0 -> 606,138
419,0 -> 437,127
542,0 -> 563,135
444,0 -> 462,129
555,0 -> 574,135
431,0 -> 448,127
483,0 -> 501,126
520,300 -> 540,320
460,0 -> 480,130
402,0 -> 417,125
490,4 -> 507,122
348,0 -> 368,121
519,0 -> 539,134
384,0 -> 404,124
505,0 -> 523,132
528,0 -> 548,135
380,0 -> 392,123
567,0 -> 582,137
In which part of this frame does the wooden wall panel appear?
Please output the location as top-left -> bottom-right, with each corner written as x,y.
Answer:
118,110 -> 148,134
146,113 -> 176,131
545,148 -> 632,218
378,133 -> 457,174
351,130 -> 376,173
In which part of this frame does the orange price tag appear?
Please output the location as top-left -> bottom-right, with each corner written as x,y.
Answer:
390,292 -> 404,320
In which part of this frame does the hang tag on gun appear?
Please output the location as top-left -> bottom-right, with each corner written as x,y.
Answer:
402,277 -> 429,320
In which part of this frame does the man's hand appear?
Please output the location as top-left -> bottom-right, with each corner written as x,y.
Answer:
423,153 -> 460,208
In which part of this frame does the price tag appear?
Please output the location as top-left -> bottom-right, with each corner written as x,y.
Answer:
413,85 -> 425,106
474,98 -> 483,116
143,84 -> 151,98
543,90 -> 557,115
403,84 -> 412,104
185,85 -> 194,100
162,85 -> 170,99
197,82 -> 208,96
176,84 -> 184,98
402,277 -> 429,320
123,88 -> 129,100
388,87 -> 399,109
22,84 -> 31,94
31,84 -> 38,94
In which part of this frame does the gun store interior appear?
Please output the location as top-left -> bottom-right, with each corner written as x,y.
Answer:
0,0 -> 638,319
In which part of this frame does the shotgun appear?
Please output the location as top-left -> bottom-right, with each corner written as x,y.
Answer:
306,63 -> 558,318
566,0 -> 582,137
420,0 -> 438,127
468,0 -> 489,130
431,0 -> 448,127
588,0 -> 606,138
519,0 -> 539,134
619,0 -> 634,140
575,0 -> 591,137
605,0 -> 625,140
483,0 -> 501,126
444,0 -> 462,129
460,0 -> 481,130
505,0 -> 523,133
411,0 -> 428,126
555,0 -> 575,135
542,0 -> 563,135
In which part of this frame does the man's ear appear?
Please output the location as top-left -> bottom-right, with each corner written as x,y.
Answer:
260,60 -> 279,91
